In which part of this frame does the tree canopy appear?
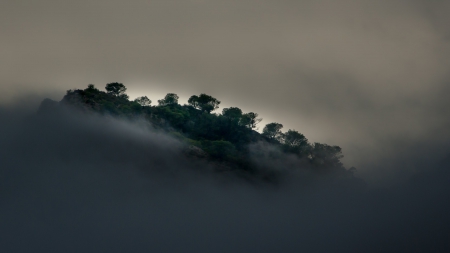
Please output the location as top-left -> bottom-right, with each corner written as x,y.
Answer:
188,94 -> 221,113
240,112 -> 262,129
56,83 -> 352,180
283,129 -> 308,147
105,82 -> 128,99
134,96 -> 151,106
310,143 -> 344,169
262,122 -> 284,141
158,93 -> 179,106
222,107 -> 243,120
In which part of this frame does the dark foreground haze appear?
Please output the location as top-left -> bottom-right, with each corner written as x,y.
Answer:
1,104 -> 449,253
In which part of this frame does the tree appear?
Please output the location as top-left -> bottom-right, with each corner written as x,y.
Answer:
188,94 -> 221,113
222,107 -> 243,120
201,140 -> 236,160
240,112 -> 262,129
87,84 -> 97,90
282,129 -> 310,155
158,93 -> 179,106
283,129 -> 308,147
134,96 -> 151,106
262,122 -> 284,141
105,82 -> 127,97
310,143 -> 344,169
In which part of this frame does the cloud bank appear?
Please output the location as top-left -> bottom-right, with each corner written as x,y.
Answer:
0,104 -> 449,252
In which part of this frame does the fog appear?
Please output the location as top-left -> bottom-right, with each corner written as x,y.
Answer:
2,0 -> 450,250
1,104 -> 449,252
2,0 -> 450,178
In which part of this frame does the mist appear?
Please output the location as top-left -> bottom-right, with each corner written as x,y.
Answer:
2,0 -> 450,251
2,0 -> 450,184
1,102 -> 449,252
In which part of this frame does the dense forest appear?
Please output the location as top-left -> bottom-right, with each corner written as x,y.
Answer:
39,82 -> 355,181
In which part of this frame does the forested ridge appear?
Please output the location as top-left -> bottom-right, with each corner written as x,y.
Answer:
40,82 -> 355,180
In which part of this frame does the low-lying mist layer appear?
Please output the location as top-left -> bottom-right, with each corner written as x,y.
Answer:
1,105 -> 449,253
56,83 -> 354,179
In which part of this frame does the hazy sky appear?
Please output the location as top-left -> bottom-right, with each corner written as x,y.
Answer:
1,0 -> 450,181
2,2 -> 450,250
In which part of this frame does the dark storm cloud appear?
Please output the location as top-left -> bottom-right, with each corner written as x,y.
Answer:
1,1 -> 450,181
1,103 -> 450,252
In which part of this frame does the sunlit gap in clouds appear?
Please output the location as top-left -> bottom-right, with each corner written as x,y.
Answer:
125,79 -> 329,147
125,80 -> 197,106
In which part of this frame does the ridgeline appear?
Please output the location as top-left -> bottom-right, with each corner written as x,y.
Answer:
39,83 -> 355,181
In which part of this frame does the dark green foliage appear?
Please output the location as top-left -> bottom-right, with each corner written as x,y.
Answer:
310,143 -> 344,170
222,107 -> 243,121
281,129 -> 310,156
134,96 -> 151,106
158,93 -> 179,106
188,94 -> 221,113
201,140 -> 237,160
62,84 -> 137,115
262,122 -> 284,141
283,129 -> 307,147
59,82 -> 351,176
154,104 -> 190,129
87,84 -> 98,91
105,82 -> 127,99
240,112 -> 262,129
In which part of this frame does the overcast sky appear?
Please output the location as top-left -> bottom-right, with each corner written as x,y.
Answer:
1,0 -> 450,182
2,1 -> 450,251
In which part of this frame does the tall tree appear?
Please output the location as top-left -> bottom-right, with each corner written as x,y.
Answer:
105,82 -> 127,98
158,93 -> 179,106
262,122 -> 284,141
240,112 -> 262,129
282,129 -> 310,155
310,143 -> 344,169
134,96 -> 151,106
188,94 -> 221,113
222,107 -> 243,120
283,129 -> 308,147
87,84 -> 98,91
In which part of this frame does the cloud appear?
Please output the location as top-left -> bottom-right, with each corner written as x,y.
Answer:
1,1 -> 450,180
0,103 -> 449,252
2,1 -> 450,249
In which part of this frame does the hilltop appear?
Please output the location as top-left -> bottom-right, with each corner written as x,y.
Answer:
39,83 -> 355,181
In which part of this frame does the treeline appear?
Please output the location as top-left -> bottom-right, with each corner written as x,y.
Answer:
60,82 -> 351,176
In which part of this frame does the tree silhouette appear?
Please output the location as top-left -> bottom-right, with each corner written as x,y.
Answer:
222,107 -> 243,120
134,96 -> 151,106
240,112 -> 262,129
57,83 -> 351,176
87,84 -> 97,90
282,129 -> 310,156
263,122 -> 284,141
105,82 -> 128,99
188,94 -> 221,113
283,129 -> 308,147
105,82 -> 126,96
310,143 -> 343,168
158,93 -> 179,106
